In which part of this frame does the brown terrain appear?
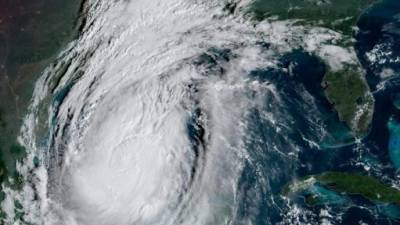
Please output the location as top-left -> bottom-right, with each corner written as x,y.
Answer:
0,0 -> 82,186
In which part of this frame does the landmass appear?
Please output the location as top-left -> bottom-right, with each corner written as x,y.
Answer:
249,0 -> 377,37
0,1 -> 85,221
242,0 -> 379,137
316,172 -> 400,204
322,65 -> 374,135
283,172 -> 400,206
0,0 -> 84,184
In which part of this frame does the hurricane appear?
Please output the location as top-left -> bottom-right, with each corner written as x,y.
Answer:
1,0 -> 398,224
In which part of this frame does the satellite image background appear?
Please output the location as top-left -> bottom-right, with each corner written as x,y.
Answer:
0,0 -> 400,224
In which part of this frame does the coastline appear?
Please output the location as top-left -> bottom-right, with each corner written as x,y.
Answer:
0,0 -> 85,188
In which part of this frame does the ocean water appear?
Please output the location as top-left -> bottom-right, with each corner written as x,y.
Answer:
356,0 -> 400,176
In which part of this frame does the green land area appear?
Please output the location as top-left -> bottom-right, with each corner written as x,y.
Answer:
250,0 -> 377,37
316,172 -> 400,204
322,65 -> 375,135
284,172 -> 400,205
0,0 -> 83,189
247,0 -> 378,137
